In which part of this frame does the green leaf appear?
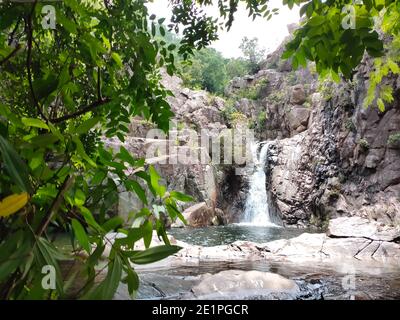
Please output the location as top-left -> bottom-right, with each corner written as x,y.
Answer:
36,237 -> 66,293
0,232 -> 30,282
148,165 -> 166,197
22,118 -> 49,130
72,135 -> 97,167
124,267 -> 139,297
166,202 -> 187,225
71,218 -> 91,254
29,133 -> 59,147
102,216 -> 124,233
57,10 -> 77,34
32,75 -> 59,100
74,189 -> 86,206
111,52 -> 123,67
387,59 -> 400,74
87,255 -> 122,300
170,191 -> 193,202
377,98 -> 385,112
125,180 -> 147,205
167,44 -> 176,51
159,26 -> 166,36
129,245 -> 181,265
48,123 -> 64,141
0,136 -> 32,193
80,207 -> 102,232
142,220 -> 153,249
74,117 -> 101,135
308,15 -> 325,27
117,146 -> 136,166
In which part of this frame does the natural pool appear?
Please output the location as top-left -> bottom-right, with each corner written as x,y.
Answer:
128,224 -> 400,300
168,224 -> 317,246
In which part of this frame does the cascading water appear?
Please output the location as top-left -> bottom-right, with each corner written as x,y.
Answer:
241,142 -> 278,227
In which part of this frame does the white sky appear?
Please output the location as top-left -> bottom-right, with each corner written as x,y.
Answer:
146,0 -> 300,58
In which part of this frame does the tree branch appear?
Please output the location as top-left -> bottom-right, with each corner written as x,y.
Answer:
51,98 -> 110,123
26,1 -> 48,121
97,66 -> 102,100
36,175 -> 75,237
0,44 -> 21,67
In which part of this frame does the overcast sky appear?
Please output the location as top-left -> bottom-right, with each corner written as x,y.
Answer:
146,0 -> 300,58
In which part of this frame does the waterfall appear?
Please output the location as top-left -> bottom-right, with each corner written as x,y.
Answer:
241,141 -> 278,227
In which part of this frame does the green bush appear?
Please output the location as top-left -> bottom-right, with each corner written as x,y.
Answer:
387,132 -> 400,147
345,119 -> 356,132
358,138 -> 370,150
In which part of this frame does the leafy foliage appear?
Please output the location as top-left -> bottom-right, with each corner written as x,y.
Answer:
281,0 -> 399,112
239,37 -> 266,74
180,47 -> 229,94
0,0 -> 221,300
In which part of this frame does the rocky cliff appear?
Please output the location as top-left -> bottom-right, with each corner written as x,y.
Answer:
223,44 -> 400,229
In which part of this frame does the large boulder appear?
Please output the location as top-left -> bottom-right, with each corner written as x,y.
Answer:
287,106 -> 310,133
181,202 -> 214,227
290,84 -> 307,105
192,270 -> 299,299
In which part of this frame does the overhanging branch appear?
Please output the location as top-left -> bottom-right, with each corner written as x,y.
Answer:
0,44 -> 21,67
51,98 -> 111,123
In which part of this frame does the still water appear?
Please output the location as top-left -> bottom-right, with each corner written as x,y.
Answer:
168,224 -> 317,246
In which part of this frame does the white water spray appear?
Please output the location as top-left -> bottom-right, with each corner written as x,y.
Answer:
241,142 -> 278,227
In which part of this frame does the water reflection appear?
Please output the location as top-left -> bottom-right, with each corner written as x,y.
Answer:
168,224 -> 316,246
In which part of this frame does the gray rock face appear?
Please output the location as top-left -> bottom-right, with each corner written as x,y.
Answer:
287,106 -> 310,133
290,84 -> 307,105
192,270 -> 300,299
222,34 -> 400,228
327,217 -> 400,241
258,57 -> 400,227
267,132 -> 315,224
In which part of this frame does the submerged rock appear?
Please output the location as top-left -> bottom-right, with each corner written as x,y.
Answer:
192,270 -> 299,299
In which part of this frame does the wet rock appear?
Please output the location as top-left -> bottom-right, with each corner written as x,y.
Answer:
192,270 -> 300,299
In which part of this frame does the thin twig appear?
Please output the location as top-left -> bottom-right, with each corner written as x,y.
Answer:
36,175 -> 75,237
